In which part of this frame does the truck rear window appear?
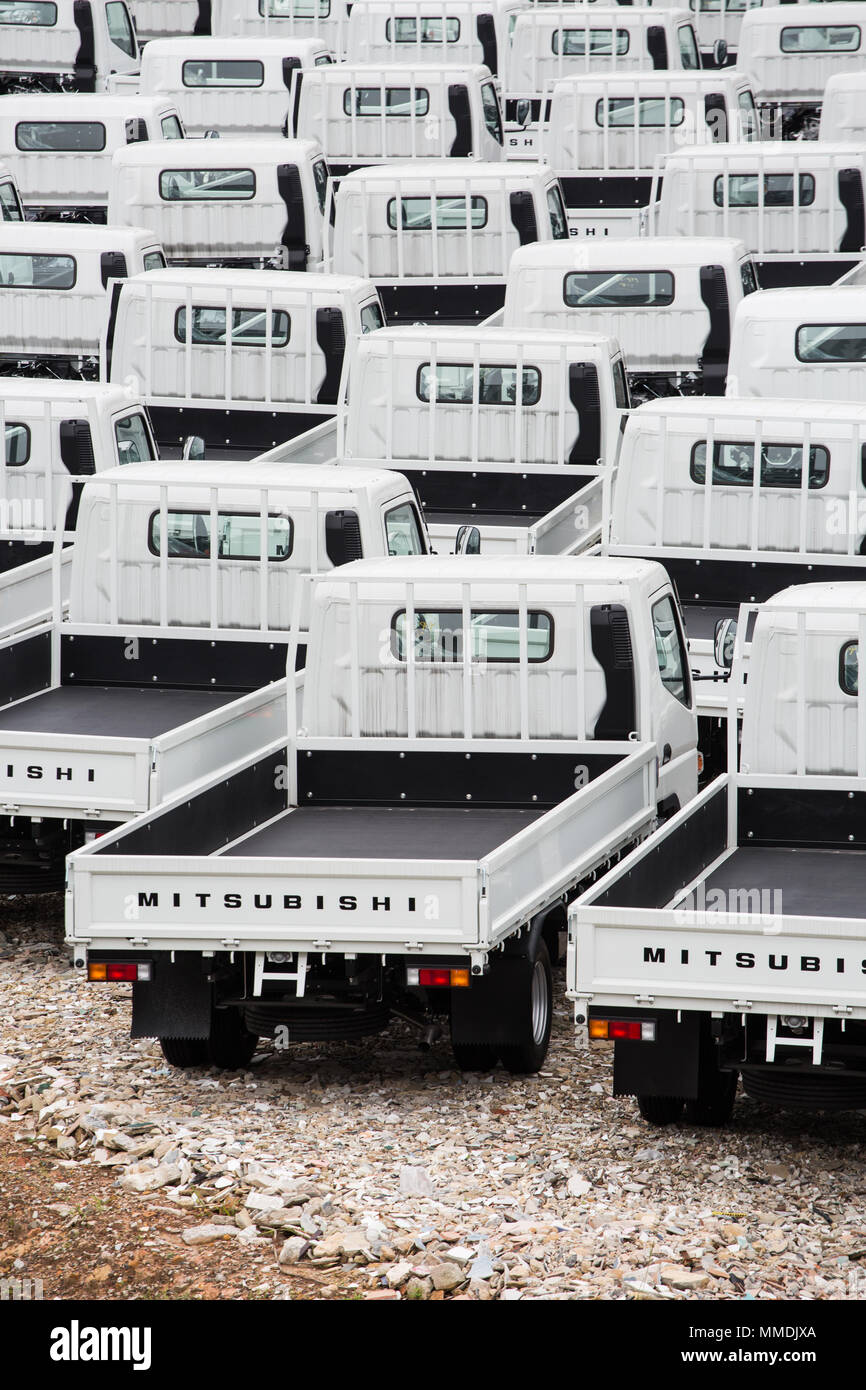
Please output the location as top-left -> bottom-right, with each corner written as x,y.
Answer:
387,195 -> 487,230
149,511 -> 293,560
4,422 -> 30,466
596,97 -> 684,127
391,610 -> 553,663
553,28 -> 629,56
159,169 -> 256,200
417,363 -> 541,405
690,439 -> 830,489
182,59 -> 265,86
713,173 -> 815,207
260,0 -> 329,13
16,122 -> 106,151
344,87 -> 429,116
796,324 -> 866,363
385,16 -> 459,42
781,25 -> 860,53
840,640 -> 858,696
174,306 -> 290,346
0,1 -> 57,23
564,270 -> 674,307
0,253 -> 75,289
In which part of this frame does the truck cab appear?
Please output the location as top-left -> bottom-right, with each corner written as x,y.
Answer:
503,236 -> 757,398
109,138 -> 328,269
646,142 -> 866,289
328,160 -> 570,323
138,35 -> 333,136
342,322 -> 629,553
0,0 -> 140,92
0,378 -> 159,570
727,285 -> 866,401
505,6 -> 704,159
0,222 -> 166,379
106,267 -> 386,451
737,1 -> 866,139
0,93 -> 185,222
292,61 -> 504,175
540,69 -> 759,238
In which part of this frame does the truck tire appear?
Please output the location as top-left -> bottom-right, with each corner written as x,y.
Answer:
452,1043 -> 499,1072
499,940 -> 553,1075
159,1037 -> 209,1067
637,1095 -> 684,1124
684,1070 -> 738,1126
208,1008 -> 258,1070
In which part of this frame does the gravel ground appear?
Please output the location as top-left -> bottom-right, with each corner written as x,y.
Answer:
1,897 -> 865,1302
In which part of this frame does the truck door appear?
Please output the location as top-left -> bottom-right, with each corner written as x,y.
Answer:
648,591 -> 696,816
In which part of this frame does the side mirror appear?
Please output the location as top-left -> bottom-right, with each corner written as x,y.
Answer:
515,98 -> 531,130
712,38 -> 728,68
455,524 -> 481,555
182,435 -> 206,461
714,617 -> 737,671
203,128 -> 220,139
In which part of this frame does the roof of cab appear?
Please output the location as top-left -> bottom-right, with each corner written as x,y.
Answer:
631,396 -> 866,425
0,93 -> 179,117
508,236 -> 749,272
305,60 -> 493,78
357,324 -> 624,357
660,140 -> 866,167
513,5 -> 693,25
733,285 -> 866,321
0,379 -> 142,404
317,554 -> 668,588
140,35 -> 330,58
112,138 -> 323,167
550,69 -> 751,92
764,581 -> 866,613
0,222 -> 160,249
740,1 -> 866,30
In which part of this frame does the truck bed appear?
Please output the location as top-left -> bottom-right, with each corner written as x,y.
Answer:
0,686 -> 235,738
222,805 -> 544,860
702,845 -> 866,920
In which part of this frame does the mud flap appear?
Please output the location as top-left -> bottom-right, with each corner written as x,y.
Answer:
612,1009 -> 703,1099
450,955 -> 529,1047
132,953 -> 212,1040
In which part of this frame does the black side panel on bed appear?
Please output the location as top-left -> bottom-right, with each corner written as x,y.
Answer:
298,749 -> 623,809
593,780 -> 728,909
96,747 -> 289,857
738,786 -> 866,849
61,633 -> 292,689
0,631 -> 51,709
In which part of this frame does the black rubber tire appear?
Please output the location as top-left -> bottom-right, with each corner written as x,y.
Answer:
499,939 -> 553,1075
207,1008 -> 258,1070
684,1070 -> 738,1126
452,1043 -> 499,1072
637,1095 -> 684,1125
159,1036 -> 210,1067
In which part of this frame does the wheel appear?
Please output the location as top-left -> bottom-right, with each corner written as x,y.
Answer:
637,1095 -> 684,1125
499,940 -> 553,1075
159,1036 -> 209,1067
684,1070 -> 738,1126
207,1007 -> 258,1070
452,1043 -> 499,1072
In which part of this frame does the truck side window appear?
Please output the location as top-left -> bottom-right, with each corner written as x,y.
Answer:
175,307 -> 290,346
781,24 -> 861,53
713,173 -> 815,207
391,609 -> 552,663
161,115 -> 184,140
144,250 -> 166,272
386,16 -> 459,42
652,595 -> 690,706
4,422 -> 30,466
547,185 -> 569,241
313,158 -> 329,215
105,1 -> 136,57
388,195 -> 487,230
553,28 -> 629,56
183,60 -> 264,86
840,640 -> 858,696
360,301 -> 384,334
596,97 -> 684,127
737,89 -> 759,140
149,511 -> 293,560
344,87 -> 429,116
0,2 -> 57,23
115,413 -> 155,464
0,253 -> 75,289
481,81 -> 503,143
160,169 -> 256,201
385,502 -> 425,556
612,358 -> 630,409
16,122 -> 106,151
0,181 -> 22,221
740,259 -> 758,296
677,25 -> 700,69
690,439 -> 829,488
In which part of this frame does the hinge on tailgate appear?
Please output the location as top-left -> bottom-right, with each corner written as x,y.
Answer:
634,993 -> 655,1005
128,937 -> 148,947
833,1004 -> 853,1016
